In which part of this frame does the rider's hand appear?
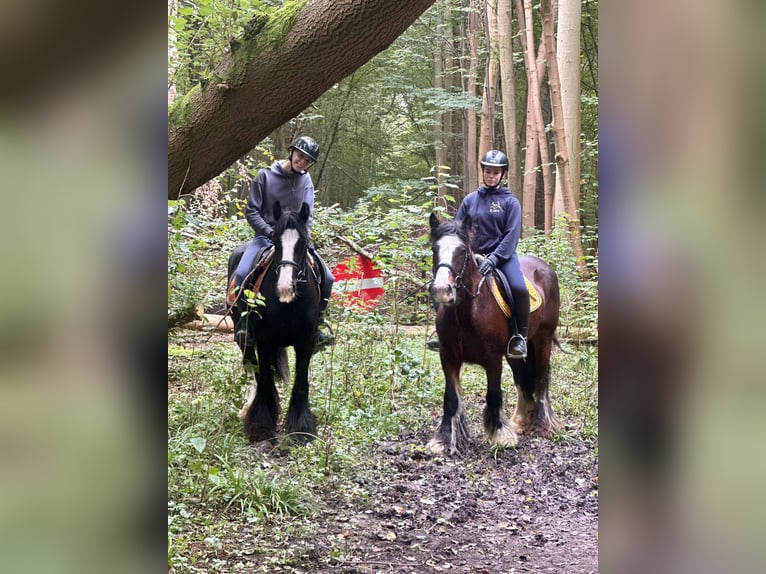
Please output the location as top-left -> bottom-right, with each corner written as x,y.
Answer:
479,257 -> 496,276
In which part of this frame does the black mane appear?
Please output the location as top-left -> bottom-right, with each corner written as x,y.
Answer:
430,218 -> 470,246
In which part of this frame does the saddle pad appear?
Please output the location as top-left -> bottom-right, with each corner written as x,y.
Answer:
490,275 -> 542,319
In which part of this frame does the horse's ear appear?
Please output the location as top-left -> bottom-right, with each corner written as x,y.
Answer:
429,212 -> 441,231
461,214 -> 473,234
273,201 -> 282,221
300,201 -> 310,223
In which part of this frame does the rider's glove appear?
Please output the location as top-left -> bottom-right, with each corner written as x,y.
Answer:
479,256 -> 497,276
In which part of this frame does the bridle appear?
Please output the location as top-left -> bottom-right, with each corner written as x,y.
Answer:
274,234 -> 309,285
433,242 -> 471,294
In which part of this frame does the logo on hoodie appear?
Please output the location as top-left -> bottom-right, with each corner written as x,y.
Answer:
489,201 -> 503,213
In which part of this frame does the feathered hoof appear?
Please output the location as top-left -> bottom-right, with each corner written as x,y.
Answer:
426,437 -> 450,456
486,423 -> 519,448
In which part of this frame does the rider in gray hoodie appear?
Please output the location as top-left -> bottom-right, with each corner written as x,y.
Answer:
227,136 -> 335,349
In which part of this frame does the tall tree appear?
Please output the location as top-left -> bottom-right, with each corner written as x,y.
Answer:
478,0 -> 499,162
463,0 -> 481,195
168,0 -> 437,199
433,4 -> 447,198
518,0 -> 554,231
540,0 -> 587,273
553,0 -> 582,220
497,0 -> 522,202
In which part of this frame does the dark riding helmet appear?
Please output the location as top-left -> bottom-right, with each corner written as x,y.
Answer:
480,150 -> 509,170
288,136 -> 320,163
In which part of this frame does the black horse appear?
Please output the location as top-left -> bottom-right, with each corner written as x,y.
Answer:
227,201 -> 322,444
427,212 -> 562,455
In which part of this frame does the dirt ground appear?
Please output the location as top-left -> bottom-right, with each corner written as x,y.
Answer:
207,425 -> 598,573
172,329 -> 598,573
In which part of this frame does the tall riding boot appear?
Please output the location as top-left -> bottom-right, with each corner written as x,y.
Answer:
507,292 -> 530,359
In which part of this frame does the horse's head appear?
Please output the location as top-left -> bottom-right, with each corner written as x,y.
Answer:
272,201 -> 311,303
429,212 -> 474,306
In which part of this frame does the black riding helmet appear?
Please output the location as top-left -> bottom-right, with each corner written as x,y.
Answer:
479,150 -> 508,188
480,149 -> 509,170
288,136 -> 320,163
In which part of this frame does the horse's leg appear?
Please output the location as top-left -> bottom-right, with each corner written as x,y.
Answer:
427,359 -> 470,456
510,337 -> 562,436
528,336 -> 562,437
483,361 -> 518,448
509,355 -> 536,434
243,346 -> 281,444
284,343 -> 317,443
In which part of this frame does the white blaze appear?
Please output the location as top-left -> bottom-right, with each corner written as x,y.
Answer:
433,235 -> 461,288
276,229 -> 299,302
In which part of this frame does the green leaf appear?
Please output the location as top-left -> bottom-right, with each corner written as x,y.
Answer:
190,437 -> 207,454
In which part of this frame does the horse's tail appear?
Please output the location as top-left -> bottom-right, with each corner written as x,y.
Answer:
274,347 -> 290,382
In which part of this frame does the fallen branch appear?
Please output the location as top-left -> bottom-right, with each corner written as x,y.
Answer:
336,235 -> 375,260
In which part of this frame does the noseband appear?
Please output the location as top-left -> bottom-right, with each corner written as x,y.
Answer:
433,244 -> 470,292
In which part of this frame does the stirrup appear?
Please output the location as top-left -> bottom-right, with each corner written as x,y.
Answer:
426,338 -> 440,352
506,334 -> 527,359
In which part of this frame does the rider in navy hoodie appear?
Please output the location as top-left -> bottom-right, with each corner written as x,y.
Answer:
428,150 -> 530,358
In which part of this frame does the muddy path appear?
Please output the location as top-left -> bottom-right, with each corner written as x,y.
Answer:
171,329 -> 598,573
215,423 -> 598,573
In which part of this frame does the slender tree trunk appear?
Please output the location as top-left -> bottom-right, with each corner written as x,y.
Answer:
497,0 -> 522,203
540,0 -> 587,274
434,6 -> 447,198
478,0 -> 499,163
464,0 -> 481,195
443,8 -> 455,191
553,0 -> 582,220
519,0 -> 554,232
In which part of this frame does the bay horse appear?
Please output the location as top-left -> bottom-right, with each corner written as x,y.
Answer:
227,201 -> 322,444
427,212 -> 562,455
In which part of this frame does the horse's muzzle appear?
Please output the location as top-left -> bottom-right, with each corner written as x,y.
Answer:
430,282 -> 456,306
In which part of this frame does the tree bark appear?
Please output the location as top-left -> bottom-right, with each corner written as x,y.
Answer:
540,0 -> 587,275
517,0 -> 554,232
497,0 -> 522,204
478,0 -> 499,162
434,5 -> 447,198
463,0 -> 481,195
553,0 -> 582,220
168,0 -> 437,199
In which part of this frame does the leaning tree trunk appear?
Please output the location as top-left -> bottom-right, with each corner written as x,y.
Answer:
540,0 -> 587,275
168,0 -> 437,199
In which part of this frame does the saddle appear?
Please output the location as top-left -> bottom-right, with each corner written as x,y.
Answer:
475,255 -> 542,319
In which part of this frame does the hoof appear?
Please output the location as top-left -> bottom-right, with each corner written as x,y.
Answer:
486,423 -> 518,448
426,437 -> 449,456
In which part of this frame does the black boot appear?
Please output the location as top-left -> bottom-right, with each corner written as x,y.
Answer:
426,337 -> 440,351
507,291 -> 530,360
314,313 -> 335,353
